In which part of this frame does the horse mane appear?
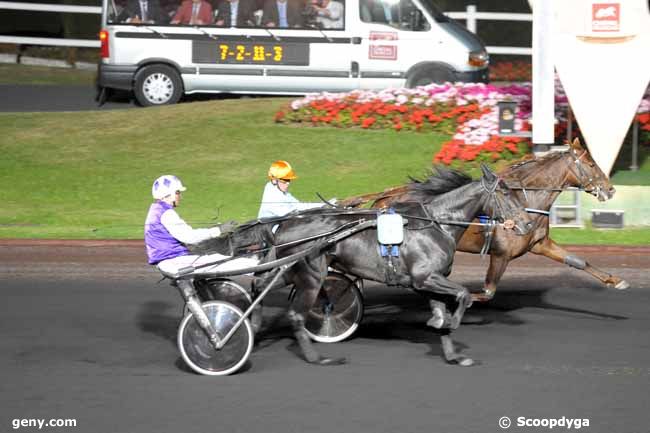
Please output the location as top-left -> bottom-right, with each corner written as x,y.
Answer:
501,150 -> 568,181
406,165 -> 473,200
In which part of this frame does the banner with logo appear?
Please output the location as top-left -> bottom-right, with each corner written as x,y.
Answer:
553,0 -> 650,175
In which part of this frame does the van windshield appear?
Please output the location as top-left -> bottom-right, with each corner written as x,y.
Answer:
416,0 -> 448,23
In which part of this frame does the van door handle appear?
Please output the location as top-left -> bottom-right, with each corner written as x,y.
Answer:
352,37 -> 362,44
351,61 -> 359,78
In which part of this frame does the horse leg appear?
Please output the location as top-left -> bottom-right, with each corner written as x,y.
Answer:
440,329 -> 474,367
287,258 -> 346,366
473,254 -> 511,302
531,238 -> 629,290
414,273 -> 474,366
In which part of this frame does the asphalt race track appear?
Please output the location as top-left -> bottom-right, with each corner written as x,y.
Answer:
0,85 -> 134,112
0,85 -> 258,112
1,242 -> 649,433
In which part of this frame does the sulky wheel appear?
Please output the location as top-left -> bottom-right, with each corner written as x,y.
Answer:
304,272 -> 364,343
185,279 -> 252,317
178,301 -> 253,376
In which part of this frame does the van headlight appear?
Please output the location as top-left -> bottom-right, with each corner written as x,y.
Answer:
468,50 -> 489,67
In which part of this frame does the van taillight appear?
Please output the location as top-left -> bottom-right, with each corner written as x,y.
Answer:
99,30 -> 109,58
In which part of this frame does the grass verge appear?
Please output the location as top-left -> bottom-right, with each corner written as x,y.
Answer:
2,94 -> 648,243
1,97 -> 444,238
0,63 -> 95,86
550,226 -> 650,246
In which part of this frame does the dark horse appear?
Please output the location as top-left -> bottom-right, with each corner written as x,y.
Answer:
246,165 -> 532,367
341,139 -> 624,301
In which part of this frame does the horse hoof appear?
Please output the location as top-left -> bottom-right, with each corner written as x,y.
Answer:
471,294 -> 488,303
471,292 -> 494,303
458,357 -> 475,367
310,356 -> 347,366
447,356 -> 475,367
615,280 -> 630,290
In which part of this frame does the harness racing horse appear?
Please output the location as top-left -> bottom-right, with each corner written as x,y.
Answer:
251,165 -> 533,367
342,139 -> 624,301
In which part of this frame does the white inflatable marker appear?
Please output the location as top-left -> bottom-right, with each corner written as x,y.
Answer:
553,0 -> 650,175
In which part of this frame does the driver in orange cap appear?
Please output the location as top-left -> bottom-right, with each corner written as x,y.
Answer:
258,160 -> 327,219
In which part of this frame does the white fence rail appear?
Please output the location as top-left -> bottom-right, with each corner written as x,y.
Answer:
0,1 -> 101,47
447,5 -> 532,56
0,2 -> 533,53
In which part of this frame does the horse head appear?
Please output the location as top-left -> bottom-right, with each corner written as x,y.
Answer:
479,163 -> 533,235
566,138 -> 615,202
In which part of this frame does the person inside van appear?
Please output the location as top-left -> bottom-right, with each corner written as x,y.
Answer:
118,0 -> 165,23
308,0 -> 343,29
258,160 -> 328,219
360,0 -> 399,25
262,0 -> 303,28
171,0 -> 214,25
215,0 -> 256,26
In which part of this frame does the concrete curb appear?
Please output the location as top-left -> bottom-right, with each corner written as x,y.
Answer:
0,54 -> 97,70
0,239 -> 142,247
0,238 -> 648,253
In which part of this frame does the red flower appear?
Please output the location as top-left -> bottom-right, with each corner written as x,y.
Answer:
637,113 -> 650,124
362,117 -> 376,128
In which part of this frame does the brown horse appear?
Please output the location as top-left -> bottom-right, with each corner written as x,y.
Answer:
340,138 -> 627,301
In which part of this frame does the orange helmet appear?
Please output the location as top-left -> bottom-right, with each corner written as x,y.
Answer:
268,160 -> 298,180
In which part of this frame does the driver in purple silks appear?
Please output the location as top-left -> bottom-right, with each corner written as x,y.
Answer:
144,174 -> 258,276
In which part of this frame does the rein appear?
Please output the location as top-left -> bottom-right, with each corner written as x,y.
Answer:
505,149 -> 596,194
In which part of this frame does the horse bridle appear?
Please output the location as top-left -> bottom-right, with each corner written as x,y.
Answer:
480,175 -> 510,224
504,149 -> 603,207
570,148 -> 603,198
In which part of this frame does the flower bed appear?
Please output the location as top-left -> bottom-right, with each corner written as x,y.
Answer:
276,82 -> 650,172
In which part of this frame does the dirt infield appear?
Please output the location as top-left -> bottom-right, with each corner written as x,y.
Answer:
1,239 -> 647,278
2,238 -> 649,253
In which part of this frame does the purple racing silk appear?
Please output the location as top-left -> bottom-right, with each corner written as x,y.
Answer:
144,201 -> 189,264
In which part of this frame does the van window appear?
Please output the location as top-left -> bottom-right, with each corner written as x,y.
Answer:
359,0 -> 429,31
303,0 -> 345,29
107,0 -> 345,30
416,0 -> 448,23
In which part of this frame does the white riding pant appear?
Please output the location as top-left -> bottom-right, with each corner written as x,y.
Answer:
157,252 -> 259,277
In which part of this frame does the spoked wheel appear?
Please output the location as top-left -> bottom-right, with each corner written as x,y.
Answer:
184,279 -> 252,316
304,272 -> 364,343
178,301 -> 254,376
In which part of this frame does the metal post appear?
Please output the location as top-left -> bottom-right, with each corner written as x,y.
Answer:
575,189 -> 582,226
532,0 -> 555,153
467,5 -> 477,34
630,119 -> 639,171
566,105 -> 573,144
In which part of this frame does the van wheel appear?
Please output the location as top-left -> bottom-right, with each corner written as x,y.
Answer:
134,64 -> 183,106
406,65 -> 455,88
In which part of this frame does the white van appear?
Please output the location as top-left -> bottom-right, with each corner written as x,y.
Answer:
97,0 -> 488,106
